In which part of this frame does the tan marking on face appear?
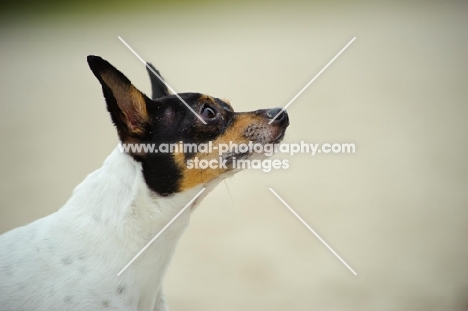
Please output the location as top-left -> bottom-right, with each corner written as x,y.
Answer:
175,112 -> 265,191
174,151 -> 228,191
217,113 -> 259,143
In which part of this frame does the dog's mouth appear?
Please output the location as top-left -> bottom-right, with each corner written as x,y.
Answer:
270,127 -> 287,144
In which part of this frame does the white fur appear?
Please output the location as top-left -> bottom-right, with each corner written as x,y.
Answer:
0,147 -> 219,310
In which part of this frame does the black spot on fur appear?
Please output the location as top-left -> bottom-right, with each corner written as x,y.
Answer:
61,257 -> 72,265
102,300 -> 110,307
64,296 -> 72,303
117,285 -> 125,295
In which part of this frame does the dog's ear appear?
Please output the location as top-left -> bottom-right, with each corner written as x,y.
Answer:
146,63 -> 170,100
87,55 -> 150,139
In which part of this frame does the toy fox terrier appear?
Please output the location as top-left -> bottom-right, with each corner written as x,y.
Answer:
0,56 -> 289,310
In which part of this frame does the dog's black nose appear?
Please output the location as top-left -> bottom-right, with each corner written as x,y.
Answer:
265,107 -> 289,125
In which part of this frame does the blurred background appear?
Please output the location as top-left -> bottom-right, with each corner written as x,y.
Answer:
1,0 -> 468,310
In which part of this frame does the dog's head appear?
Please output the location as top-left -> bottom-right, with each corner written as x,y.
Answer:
88,56 -> 289,196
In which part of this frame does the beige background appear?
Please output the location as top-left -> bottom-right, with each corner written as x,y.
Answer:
1,1 -> 467,310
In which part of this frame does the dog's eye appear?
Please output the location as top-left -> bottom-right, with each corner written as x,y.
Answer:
200,105 -> 218,121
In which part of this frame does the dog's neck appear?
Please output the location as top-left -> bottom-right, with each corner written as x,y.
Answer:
58,146 -> 217,305
63,147 -> 198,231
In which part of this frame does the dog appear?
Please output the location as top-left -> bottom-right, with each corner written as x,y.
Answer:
0,56 -> 289,310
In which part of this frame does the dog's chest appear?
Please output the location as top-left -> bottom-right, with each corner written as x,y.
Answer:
0,201 -> 192,310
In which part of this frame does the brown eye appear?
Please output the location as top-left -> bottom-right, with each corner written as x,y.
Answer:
201,104 -> 217,121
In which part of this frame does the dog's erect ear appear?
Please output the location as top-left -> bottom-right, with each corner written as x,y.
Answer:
146,63 -> 170,100
87,55 -> 150,139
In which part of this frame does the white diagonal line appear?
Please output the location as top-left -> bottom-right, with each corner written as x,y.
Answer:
268,188 -> 357,276
118,36 -> 207,125
269,36 -> 356,124
117,188 -> 206,276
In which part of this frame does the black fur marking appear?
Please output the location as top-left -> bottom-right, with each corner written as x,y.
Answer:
138,154 -> 181,196
87,55 -> 151,140
146,63 -> 170,100
88,56 -> 131,138
215,98 -> 233,112
134,93 -> 235,196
